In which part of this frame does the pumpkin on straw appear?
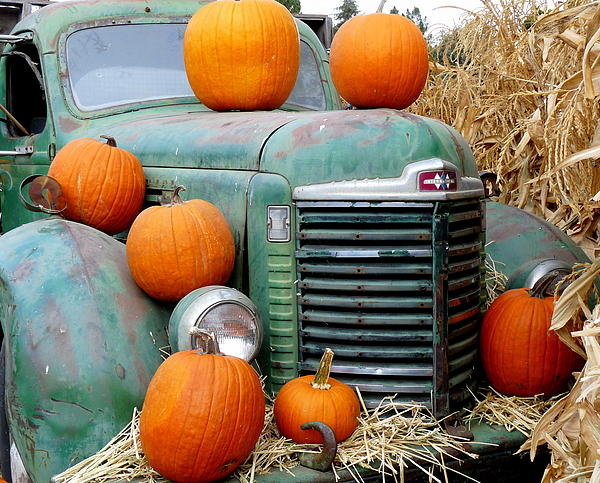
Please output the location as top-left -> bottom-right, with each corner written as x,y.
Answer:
139,329 -> 264,483
480,271 -> 583,397
274,348 -> 360,443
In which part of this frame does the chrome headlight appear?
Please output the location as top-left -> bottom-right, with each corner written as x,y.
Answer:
168,286 -> 263,362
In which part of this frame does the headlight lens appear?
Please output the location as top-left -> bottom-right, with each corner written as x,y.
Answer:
169,286 -> 263,362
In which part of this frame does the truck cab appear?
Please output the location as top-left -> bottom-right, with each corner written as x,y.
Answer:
0,0 -> 591,481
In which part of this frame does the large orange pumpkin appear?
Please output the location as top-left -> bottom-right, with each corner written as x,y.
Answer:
274,348 -> 360,443
47,136 -> 145,235
480,272 -> 583,396
329,13 -> 429,109
126,186 -> 235,302
140,330 -> 265,482
183,0 -> 300,111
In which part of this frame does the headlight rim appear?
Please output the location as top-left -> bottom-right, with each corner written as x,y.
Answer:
169,285 -> 263,362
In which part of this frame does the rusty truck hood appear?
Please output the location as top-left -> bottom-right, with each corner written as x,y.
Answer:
60,108 -> 300,171
60,107 -> 477,185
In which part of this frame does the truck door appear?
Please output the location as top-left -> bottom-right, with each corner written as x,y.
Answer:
0,33 -> 54,233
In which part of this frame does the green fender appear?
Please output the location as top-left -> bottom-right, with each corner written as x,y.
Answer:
485,201 -> 590,287
0,217 -> 170,482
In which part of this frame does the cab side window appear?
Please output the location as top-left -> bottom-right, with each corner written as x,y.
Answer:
4,42 -> 46,136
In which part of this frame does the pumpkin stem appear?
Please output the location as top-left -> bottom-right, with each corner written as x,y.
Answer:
311,348 -> 334,390
190,327 -> 223,355
99,135 -> 117,147
171,185 -> 186,205
528,270 -> 563,299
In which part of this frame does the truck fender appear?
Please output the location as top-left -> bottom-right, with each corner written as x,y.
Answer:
485,201 -> 591,289
0,217 -> 170,482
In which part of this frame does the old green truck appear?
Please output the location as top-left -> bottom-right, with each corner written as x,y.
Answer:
0,0 -> 591,481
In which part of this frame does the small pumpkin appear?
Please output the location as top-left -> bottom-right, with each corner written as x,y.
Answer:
183,0 -> 300,111
140,330 -> 265,483
126,186 -> 235,302
480,272 -> 583,397
329,13 -> 429,109
274,348 -> 360,443
47,135 -> 145,234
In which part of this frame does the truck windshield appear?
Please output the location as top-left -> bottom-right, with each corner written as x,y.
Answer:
66,23 -> 326,112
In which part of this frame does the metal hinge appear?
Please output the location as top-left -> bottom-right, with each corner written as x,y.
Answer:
0,146 -> 33,156
0,32 -> 33,44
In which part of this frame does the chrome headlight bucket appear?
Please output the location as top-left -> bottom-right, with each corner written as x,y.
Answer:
168,286 -> 263,362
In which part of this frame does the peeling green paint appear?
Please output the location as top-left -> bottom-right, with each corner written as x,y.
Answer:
0,218 -> 169,482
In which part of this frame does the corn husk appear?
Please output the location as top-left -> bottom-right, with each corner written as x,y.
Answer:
410,0 -> 600,259
550,258 -> 600,358
484,245 -> 508,307
522,260 -> 600,482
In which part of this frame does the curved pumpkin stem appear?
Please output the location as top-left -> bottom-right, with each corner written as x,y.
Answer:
189,327 -> 223,355
99,134 -> 117,147
311,348 -> 334,390
171,185 -> 186,205
528,270 -> 563,299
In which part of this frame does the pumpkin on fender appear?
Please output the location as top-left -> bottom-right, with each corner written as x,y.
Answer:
329,13 -> 429,110
183,0 -> 300,111
139,330 -> 265,483
126,185 -> 235,302
47,135 -> 145,235
480,272 -> 584,397
274,348 -> 360,443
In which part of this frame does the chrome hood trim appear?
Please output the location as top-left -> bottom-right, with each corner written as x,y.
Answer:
293,159 -> 484,201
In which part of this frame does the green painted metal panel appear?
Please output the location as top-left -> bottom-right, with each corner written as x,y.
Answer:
0,218 -> 170,482
299,277 -> 432,292
260,110 -> 479,187
246,173 -> 298,393
297,247 -> 433,258
298,261 -> 432,275
302,326 -> 433,342
299,227 -> 432,241
302,310 -> 433,325
485,200 -> 590,287
302,341 -> 432,359
56,109 -> 294,171
297,212 -> 432,224
432,207 -> 450,417
300,293 -> 432,308
0,164 -> 49,232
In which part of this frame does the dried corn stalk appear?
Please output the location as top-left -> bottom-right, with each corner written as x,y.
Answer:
485,245 -> 508,307
522,260 -> 600,482
411,0 -> 600,258
551,258 -> 600,357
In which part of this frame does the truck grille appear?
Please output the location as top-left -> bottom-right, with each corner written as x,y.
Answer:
295,199 -> 483,414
